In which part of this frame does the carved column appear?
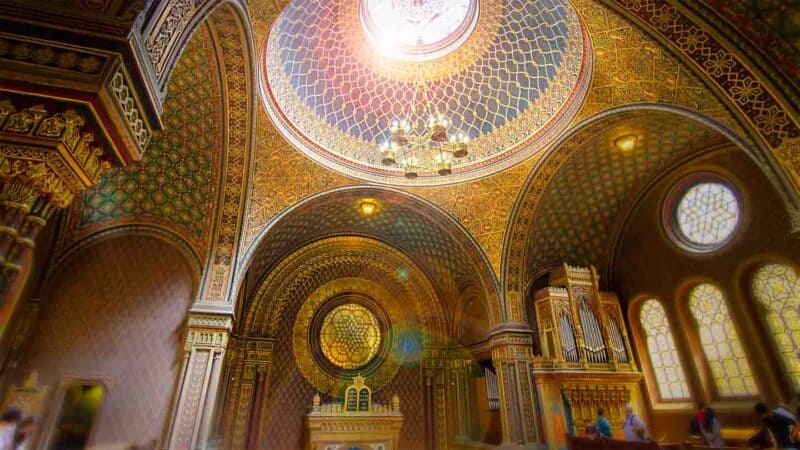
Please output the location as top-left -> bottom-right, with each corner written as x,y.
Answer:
218,337 -> 273,450
424,349 -> 448,450
165,313 -> 232,450
491,329 -> 543,449
448,358 -> 474,442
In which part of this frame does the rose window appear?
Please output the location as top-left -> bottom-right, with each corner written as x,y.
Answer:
319,303 -> 382,369
668,179 -> 741,252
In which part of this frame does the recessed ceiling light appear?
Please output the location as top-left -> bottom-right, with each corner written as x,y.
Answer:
360,200 -> 378,216
614,134 -> 639,152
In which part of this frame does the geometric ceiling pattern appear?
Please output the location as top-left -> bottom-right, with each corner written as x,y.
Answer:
62,25 -> 223,260
245,0 -> 741,281
697,0 -> 800,86
240,187 -> 500,323
262,0 -> 591,185
524,110 -> 727,281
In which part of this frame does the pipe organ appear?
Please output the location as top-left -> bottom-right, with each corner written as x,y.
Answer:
534,264 -> 635,370
532,264 -> 642,442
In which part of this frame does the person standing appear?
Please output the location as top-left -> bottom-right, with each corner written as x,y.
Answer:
0,408 -> 21,450
623,404 -> 649,441
699,407 -> 725,448
754,403 -> 796,449
596,407 -> 613,438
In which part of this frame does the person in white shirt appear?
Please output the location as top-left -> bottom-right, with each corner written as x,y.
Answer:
623,404 -> 649,442
0,408 -> 21,450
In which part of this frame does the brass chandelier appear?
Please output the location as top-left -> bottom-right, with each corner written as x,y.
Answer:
377,78 -> 470,178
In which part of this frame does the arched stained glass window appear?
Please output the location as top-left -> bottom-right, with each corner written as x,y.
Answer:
639,300 -> 690,400
752,264 -> 800,390
688,284 -> 757,397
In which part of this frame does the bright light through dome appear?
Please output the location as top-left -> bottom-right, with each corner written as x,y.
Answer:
360,0 -> 479,60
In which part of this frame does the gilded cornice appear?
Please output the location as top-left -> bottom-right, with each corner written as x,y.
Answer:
0,2 -> 160,162
0,99 -> 114,209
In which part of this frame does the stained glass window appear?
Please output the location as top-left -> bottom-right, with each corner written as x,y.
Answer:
319,304 -> 382,369
675,181 -> 740,250
752,264 -> 800,390
639,299 -> 690,400
688,284 -> 757,397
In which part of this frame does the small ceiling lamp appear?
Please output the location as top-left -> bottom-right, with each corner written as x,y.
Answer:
360,200 -> 378,216
403,156 -> 420,179
435,152 -> 453,176
614,134 -> 638,152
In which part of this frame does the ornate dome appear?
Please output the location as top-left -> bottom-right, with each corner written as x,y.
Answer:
262,0 -> 592,185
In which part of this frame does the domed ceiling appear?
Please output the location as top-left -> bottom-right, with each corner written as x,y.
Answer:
262,0 -> 592,185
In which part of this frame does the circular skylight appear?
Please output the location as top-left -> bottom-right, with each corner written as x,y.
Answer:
359,0 -> 478,60
671,179 -> 741,251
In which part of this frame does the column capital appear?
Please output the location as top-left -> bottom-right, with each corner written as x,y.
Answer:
490,329 -> 535,361
184,312 -> 233,353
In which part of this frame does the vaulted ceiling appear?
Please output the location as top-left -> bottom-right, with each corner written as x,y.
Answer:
522,110 -> 729,285
238,187 -> 501,325
60,24 -> 224,261
48,0 -> 800,306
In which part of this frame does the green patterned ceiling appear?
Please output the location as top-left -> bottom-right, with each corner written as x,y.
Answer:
62,24 -> 223,260
524,110 -> 727,281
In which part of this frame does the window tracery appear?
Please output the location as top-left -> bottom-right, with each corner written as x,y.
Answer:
319,303 -> 382,369
752,263 -> 800,390
639,299 -> 690,400
688,284 -> 757,397
669,180 -> 740,252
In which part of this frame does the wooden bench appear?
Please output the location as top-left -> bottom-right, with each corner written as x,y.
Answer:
683,444 -> 753,450
568,436 -> 681,450
684,427 -> 758,449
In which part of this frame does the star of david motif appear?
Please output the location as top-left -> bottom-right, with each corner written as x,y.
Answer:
677,182 -> 739,246
320,304 -> 381,369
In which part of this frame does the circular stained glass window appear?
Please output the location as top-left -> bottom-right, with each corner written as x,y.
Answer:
319,303 -> 382,369
359,0 -> 479,60
668,177 -> 741,252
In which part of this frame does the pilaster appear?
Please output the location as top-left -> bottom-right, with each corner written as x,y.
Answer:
491,329 -> 543,449
165,312 -> 232,450
423,348 -> 448,450
219,337 -> 273,450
